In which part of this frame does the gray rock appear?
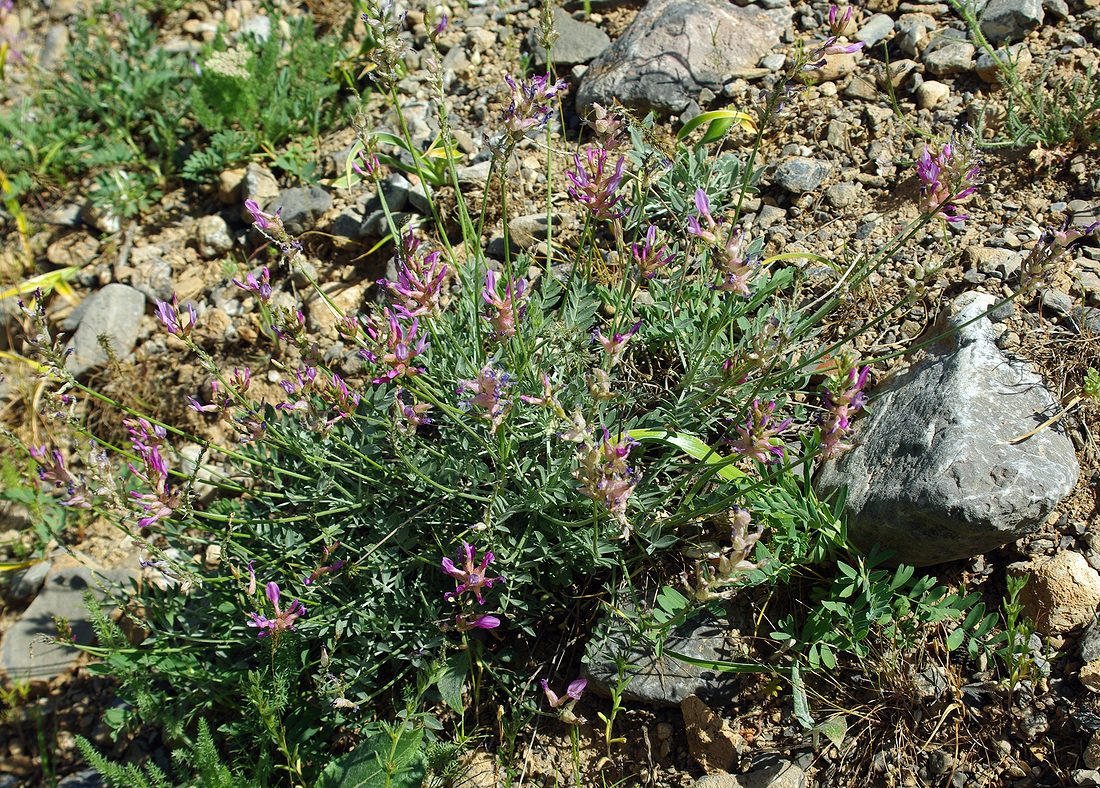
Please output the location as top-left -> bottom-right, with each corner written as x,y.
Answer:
40,23 -> 69,70
576,0 -> 789,115
124,247 -> 174,303
0,566 -> 133,684
79,201 -> 120,235
695,755 -> 806,788
1072,770 -> 1100,788
856,13 -> 895,47
817,292 -> 1080,566
980,0 -> 1044,44
239,163 -> 280,222
583,610 -> 744,707
196,215 -> 234,259
267,186 -> 332,236
924,40 -> 976,76
894,13 -> 937,57
65,284 -> 146,377
825,182 -> 862,208
9,560 -> 52,602
1072,307 -> 1100,334
1040,288 -> 1073,318
761,53 -> 787,71
965,246 -> 1023,279
56,769 -> 104,788
774,157 -> 831,194
975,42 -> 1033,82
531,7 -> 610,67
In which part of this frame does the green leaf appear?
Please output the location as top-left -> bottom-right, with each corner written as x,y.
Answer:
626,429 -> 747,482
437,651 -> 469,714
945,627 -> 966,652
791,662 -> 814,730
676,108 -> 757,143
815,715 -> 847,749
317,726 -> 425,788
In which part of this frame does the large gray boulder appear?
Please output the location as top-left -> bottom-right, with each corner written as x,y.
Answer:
530,7 -> 611,67
576,0 -> 789,116
0,565 -> 133,685
817,292 -> 1079,566
64,283 -> 146,377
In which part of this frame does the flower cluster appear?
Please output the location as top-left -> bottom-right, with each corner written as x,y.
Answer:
232,267 -> 272,303
372,308 -> 429,385
916,138 -> 981,224
631,225 -> 675,280
593,320 -> 641,367
30,446 -> 90,508
502,74 -> 568,141
380,232 -> 449,319
819,365 -> 870,460
727,400 -> 791,464
566,146 -> 627,220
1020,216 -> 1100,292
244,199 -> 306,260
154,295 -> 198,338
360,0 -> 409,88
277,367 -> 360,428
482,271 -> 528,339
804,4 -> 864,71
188,367 -> 252,417
459,365 -> 513,433
125,417 -> 182,529
394,387 -> 433,434
246,579 -> 306,639
575,428 -> 641,538
689,189 -> 760,295
441,542 -> 504,632
688,507 -> 765,601
304,542 -> 345,586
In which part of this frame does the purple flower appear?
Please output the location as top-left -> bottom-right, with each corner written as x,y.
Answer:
916,139 -> 981,224
232,267 -> 272,303
482,270 -> 528,339
29,446 -> 89,508
455,613 -> 500,632
566,147 -> 627,220
395,387 -> 433,434
819,365 -> 869,459
442,542 -> 504,605
372,308 -> 429,385
593,320 -> 641,366
631,225 -> 675,280
380,232 -> 448,318
503,74 -> 568,140
304,543 -> 345,586
712,228 -> 758,296
575,428 -> 641,535
244,199 -> 276,230
687,189 -> 721,244
728,400 -> 792,464
459,365 -> 513,433
246,581 -> 306,639
541,677 -> 587,708
154,295 -> 197,338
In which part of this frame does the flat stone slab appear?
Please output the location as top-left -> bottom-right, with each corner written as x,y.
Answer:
1,565 -> 134,685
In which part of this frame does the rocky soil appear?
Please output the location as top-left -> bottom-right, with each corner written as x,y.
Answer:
0,0 -> 1099,784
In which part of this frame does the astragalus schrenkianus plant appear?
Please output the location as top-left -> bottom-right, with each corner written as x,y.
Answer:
17,2 -> 1100,783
